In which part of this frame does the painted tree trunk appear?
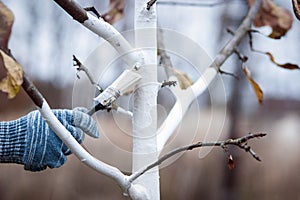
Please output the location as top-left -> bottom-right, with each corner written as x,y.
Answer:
132,1 -> 160,199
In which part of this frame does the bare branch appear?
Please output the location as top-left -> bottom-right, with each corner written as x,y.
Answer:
161,80 -> 177,88
53,0 -> 143,68
84,6 -> 101,18
54,0 -> 88,23
212,0 -> 262,70
226,27 -> 235,36
5,50 -> 139,198
157,28 -> 173,77
19,62 -> 125,185
157,0 -> 263,150
22,75 -> 44,108
158,29 -> 194,89
218,69 -> 239,80
147,0 -> 157,10
129,133 -> 266,183
247,30 -> 266,53
17,58 -> 146,199
73,55 -> 103,92
247,31 -> 300,70
233,49 -> 248,63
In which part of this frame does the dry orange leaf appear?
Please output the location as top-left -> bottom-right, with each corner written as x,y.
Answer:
248,0 -> 293,39
265,52 -> 300,70
292,0 -> 300,20
172,68 -> 193,90
242,66 -> 264,104
102,0 -> 125,24
0,50 -> 23,98
0,2 -> 23,99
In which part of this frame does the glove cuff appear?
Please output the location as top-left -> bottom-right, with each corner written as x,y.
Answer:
0,116 -> 27,164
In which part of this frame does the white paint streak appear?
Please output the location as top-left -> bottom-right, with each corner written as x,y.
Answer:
83,13 -> 143,68
157,68 -> 218,151
132,1 -> 159,199
38,100 -> 147,199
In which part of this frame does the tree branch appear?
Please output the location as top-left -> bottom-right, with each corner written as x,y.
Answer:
156,0 -> 263,150
22,0 -> 263,198
129,133 -> 266,183
22,75 -> 44,108
147,0 -> 157,10
23,77 -> 150,199
73,55 -> 135,116
158,29 -> 194,89
21,72 -> 131,192
161,80 -> 177,88
10,53 -> 144,199
53,0 -> 144,68
54,0 -> 149,121
73,55 -> 103,92
54,0 -> 88,23
212,0 -> 262,69
157,28 -> 173,77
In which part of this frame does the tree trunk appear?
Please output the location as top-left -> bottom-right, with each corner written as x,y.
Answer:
132,1 -> 160,200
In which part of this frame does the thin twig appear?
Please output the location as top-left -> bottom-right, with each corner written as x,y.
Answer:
84,6 -> 101,18
157,28 -> 173,77
161,80 -> 177,88
158,29 -> 194,89
247,30 -> 270,54
8,53 -> 96,164
234,48 -> 248,63
248,30 -> 257,52
212,0 -> 262,70
147,0 -> 157,10
129,133 -> 266,183
226,27 -> 235,36
73,55 -> 103,92
218,69 -> 239,80
226,29 -> 249,62
156,0 -> 262,150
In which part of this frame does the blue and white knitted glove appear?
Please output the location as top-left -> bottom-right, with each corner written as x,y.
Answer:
0,108 -> 99,171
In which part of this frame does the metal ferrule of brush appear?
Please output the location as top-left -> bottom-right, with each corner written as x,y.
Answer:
94,87 -> 121,107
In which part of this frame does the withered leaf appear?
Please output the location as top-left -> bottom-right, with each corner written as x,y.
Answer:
102,0 -> 125,24
0,1 -> 14,52
172,68 -> 193,90
247,33 -> 300,70
292,0 -> 300,20
242,65 -> 264,104
265,52 -> 300,70
248,0 -> 293,39
227,155 -> 235,170
0,50 -> 23,98
0,2 -> 22,98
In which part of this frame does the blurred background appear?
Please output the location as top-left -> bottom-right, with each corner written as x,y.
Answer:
1,0 -> 300,199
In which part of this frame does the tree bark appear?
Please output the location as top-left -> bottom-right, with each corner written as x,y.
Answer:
132,1 -> 160,199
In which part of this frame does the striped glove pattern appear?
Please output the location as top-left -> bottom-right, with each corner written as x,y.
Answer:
0,108 -> 99,171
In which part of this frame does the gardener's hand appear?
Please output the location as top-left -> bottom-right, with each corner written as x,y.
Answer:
0,108 -> 99,171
